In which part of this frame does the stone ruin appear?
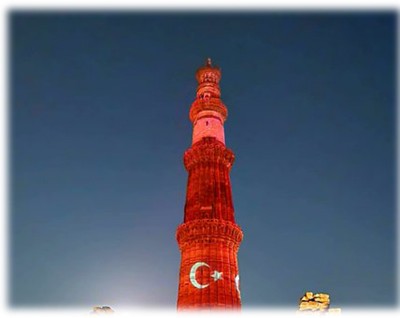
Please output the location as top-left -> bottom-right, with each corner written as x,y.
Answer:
91,306 -> 114,315
298,291 -> 341,314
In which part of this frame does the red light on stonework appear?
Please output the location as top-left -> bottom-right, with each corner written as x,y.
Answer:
176,60 -> 243,310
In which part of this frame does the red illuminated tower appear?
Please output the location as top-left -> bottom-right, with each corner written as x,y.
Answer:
176,59 -> 243,310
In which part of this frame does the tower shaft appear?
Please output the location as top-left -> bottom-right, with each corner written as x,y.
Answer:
176,59 -> 243,310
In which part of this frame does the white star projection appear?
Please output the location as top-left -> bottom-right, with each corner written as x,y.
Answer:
211,270 -> 223,281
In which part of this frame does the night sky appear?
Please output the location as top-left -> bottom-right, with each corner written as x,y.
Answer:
10,12 -> 396,309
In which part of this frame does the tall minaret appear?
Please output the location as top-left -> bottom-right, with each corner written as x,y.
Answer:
176,59 -> 243,310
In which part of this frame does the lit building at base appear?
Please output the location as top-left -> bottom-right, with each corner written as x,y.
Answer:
298,291 -> 341,314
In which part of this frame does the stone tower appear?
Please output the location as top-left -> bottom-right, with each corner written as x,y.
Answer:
176,59 -> 243,310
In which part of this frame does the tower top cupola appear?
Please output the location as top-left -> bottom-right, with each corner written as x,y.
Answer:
195,58 -> 222,100
190,58 -> 227,123
195,58 -> 221,84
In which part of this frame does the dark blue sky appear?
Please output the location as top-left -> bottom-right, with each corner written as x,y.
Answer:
10,12 -> 396,309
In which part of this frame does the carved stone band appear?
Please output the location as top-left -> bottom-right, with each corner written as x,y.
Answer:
184,138 -> 235,170
189,98 -> 228,123
176,219 -> 244,250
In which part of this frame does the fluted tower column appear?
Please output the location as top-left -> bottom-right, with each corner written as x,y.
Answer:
176,59 -> 243,310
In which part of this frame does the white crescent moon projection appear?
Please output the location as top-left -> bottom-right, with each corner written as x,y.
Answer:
190,262 -> 210,289
235,274 -> 241,297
